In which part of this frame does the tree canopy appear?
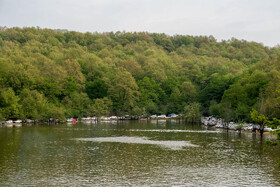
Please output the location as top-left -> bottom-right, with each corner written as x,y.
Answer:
1,27 -> 280,121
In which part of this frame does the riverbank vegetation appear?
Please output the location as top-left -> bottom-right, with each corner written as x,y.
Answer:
1,27 -> 280,127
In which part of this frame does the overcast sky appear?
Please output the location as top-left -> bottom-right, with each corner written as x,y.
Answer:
0,0 -> 279,47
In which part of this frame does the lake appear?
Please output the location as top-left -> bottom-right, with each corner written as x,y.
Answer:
0,120 -> 279,186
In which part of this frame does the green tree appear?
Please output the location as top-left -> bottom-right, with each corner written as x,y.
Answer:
37,78 -> 61,103
209,100 -> 221,117
62,92 -> 92,118
20,89 -> 49,120
130,106 -> 145,118
92,97 -> 112,117
137,77 -> 165,106
109,69 -> 139,113
181,81 -> 197,103
168,87 -> 182,113
85,79 -> 108,99
145,101 -> 158,115
184,102 -> 202,123
0,88 -> 21,120
250,109 -> 267,136
220,102 -> 234,127
48,104 -> 65,121
0,27 -> 277,123
61,76 -> 78,98
199,75 -> 233,110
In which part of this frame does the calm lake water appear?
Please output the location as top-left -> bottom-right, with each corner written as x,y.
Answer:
0,120 -> 279,186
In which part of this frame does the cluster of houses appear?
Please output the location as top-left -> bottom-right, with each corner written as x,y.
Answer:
201,116 -> 275,132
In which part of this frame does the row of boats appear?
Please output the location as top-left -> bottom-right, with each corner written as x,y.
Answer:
0,120 -> 23,127
67,114 -> 180,122
4,115 -> 275,132
201,116 -> 274,132
0,114 -> 181,127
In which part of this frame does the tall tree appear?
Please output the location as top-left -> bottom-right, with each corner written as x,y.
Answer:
109,69 -> 139,113
20,89 -> 49,120
184,102 -> 202,124
85,79 -> 108,99
0,88 -> 21,120
92,97 -> 112,117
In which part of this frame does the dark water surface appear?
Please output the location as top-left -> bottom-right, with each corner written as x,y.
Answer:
0,120 -> 279,186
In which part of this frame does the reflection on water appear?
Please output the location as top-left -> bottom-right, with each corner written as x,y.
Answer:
129,129 -> 221,133
75,136 -> 198,150
0,121 -> 279,186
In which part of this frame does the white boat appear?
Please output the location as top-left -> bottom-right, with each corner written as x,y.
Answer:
90,117 -> 97,120
110,116 -> 118,120
158,114 -> 166,118
150,115 -> 157,119
26,119 -> 34,123
100,116 -> 110,121
66,118 -> 73,122
14,120 -> 22,123
14,123 -> 22,127
264,126 -> 272,132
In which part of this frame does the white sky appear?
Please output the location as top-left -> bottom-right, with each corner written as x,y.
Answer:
0,0 -> 279,47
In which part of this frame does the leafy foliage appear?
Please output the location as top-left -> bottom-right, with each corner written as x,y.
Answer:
184,102 -> 202,123
92,97 -> 112,117
0,27 -> 280,121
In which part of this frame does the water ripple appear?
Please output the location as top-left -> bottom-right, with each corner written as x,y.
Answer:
75,136 -> 198,150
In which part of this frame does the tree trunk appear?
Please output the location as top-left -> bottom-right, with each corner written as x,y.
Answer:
260,122 -> 264,137
226,122 -> 229,131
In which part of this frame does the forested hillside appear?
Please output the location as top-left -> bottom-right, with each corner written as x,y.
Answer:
1,27 -> 280,122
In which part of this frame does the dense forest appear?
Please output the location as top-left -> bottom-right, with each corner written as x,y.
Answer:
1,27 -> 280,124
